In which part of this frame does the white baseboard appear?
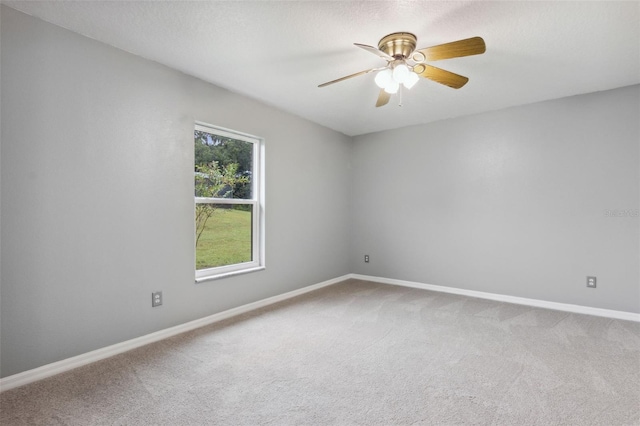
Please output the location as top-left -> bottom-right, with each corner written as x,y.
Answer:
0,274 -> 349,393
350,274 -> 640,322
3,272 -> 638,392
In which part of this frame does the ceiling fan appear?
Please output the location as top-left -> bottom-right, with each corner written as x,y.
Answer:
318,32 -> 486,107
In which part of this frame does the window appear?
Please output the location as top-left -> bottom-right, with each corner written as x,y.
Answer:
194,122 -> 264,281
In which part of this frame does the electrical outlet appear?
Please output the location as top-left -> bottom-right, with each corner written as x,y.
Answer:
364,255 -> 369,263
152,291 -> 163,307
586,276 -> 596,288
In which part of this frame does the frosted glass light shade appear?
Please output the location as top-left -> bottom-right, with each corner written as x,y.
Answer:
403,71 -> 419,89
374,69 -> 392,88
384,79 -> 399,94
392,63 -> 410,84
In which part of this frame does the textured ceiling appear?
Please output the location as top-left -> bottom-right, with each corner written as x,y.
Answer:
4,1 -> 639,136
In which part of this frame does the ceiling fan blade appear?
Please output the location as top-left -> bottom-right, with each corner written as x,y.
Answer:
412,36 -> 486,62
413,64 -> 469,89
354,43 -> 394,61
375,89 -> 390,107
318,68 -> 377,87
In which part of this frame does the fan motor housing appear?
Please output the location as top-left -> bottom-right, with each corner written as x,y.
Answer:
378,32 -> 417,59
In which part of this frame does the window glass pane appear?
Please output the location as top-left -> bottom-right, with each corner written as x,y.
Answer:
194,130 -> 253,199
195,203 -> 253,269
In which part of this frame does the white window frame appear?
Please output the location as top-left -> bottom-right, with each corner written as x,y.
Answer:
194,122 -> 265,282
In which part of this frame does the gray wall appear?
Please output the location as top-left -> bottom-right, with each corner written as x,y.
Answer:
0,6 -> 352,377
352,85 -> 639,313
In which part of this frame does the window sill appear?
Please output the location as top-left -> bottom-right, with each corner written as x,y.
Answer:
195,266 -> 265,284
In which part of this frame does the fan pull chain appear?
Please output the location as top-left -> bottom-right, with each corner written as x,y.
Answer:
398,85 -> 403,107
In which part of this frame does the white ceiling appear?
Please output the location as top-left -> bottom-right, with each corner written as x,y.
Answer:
4,1 -> 639,136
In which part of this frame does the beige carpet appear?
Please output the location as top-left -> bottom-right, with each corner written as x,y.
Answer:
1,279 -> 639,425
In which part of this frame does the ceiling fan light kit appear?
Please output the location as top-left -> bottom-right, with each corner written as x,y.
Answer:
319,32 -> 486,108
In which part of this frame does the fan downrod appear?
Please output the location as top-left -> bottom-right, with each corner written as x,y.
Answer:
378,32 -> 417,59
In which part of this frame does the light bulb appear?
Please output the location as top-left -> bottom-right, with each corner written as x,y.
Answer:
392,63 -> 410,84
374,69 -> 392,89
384,79 -> 399,94
403,71 -> 419,89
